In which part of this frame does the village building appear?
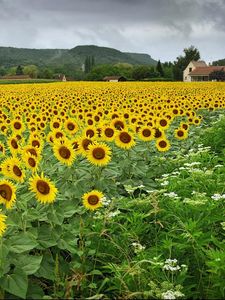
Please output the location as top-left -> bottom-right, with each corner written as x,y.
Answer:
183,61 -> 225,82
103,76 -> 127,82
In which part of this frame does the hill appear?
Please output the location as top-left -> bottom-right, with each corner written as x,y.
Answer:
0,45 -> 157,68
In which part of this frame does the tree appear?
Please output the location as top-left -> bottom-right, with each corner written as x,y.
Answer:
209,70 -> 225,81
173,45 -> 200,81
16,65 -> 24,75
156,60 -> 164,77
23,65 -> 39,78
84,56 -> 95,73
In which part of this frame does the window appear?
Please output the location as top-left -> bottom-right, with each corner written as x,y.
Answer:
189,67 -> 192,72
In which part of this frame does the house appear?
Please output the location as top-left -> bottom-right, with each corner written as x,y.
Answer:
183,61 -> 225,82
103,76 -> 127,82
54,74 -> 67,82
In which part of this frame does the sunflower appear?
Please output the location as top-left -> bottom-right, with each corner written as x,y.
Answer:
23,152 -> 39,173
7,135 -> 21,156
53,138 -> 76,166
82,190 -> 103,211
64,118 -> 79,135
138,126 -> 155,142
174,128 -> 188,140
102,125 -> 115,142
86,142 -> 111,166
155,137 -> 171,152
28,134 -> 44,151
23,144 -> 41,159
11,119 -> 25,133
111,118 -> 126,131
83,126 -> 97,139
0,211 -> 7,236
29,173 -> 57,204
115,130 -> 135,150
78,137 -> 93,156
1,156 -> 25,183
50,118 -> 62,131
0,180 -> 16,209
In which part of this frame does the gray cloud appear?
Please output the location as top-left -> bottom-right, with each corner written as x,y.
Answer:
0,0 -> 224,61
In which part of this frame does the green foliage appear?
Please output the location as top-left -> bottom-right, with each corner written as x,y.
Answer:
16,65 -> 24,75
0,110 -> 225,299
199,114 -> 225,153
156,60 -> 164,77
209,70 -> 225,81
23,65 -> 39,78
173,45 -> 200,81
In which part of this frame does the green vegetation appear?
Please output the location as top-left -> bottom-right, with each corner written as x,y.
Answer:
1,110 -> 225,299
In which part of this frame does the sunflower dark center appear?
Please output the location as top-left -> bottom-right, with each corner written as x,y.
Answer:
86,129 -> 94,138
105,128 -> 114,137
142,129 -> 151,137
93,147 -> 105,160
28,157 -> 36,167
160,119 -> 167,127
56,132 -> 63,138
53,122 -> 60,128
114,121 -> 124,130
159,140 -> 167,148
82,139 -> 92,151
182,124 -> 188,130
0,184 -> 12,201
119,132 -> 131,144
67,123 -> 75,130
177,130 -> 184,137
32,140 -> 40,148
27,149 -> 37,157
0,145 -> 3,152
14,122 -> 22,129
13,165 -> 22,177
154,128 -> 162,138
11,139 -> 18,149
88,195 -> 99,205
59,146 -> 71,159
37,180 -> 50,195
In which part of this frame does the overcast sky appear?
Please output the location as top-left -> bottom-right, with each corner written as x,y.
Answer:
0,0 -> 225,62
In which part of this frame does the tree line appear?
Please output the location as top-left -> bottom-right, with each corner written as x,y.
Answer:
0,46 -> 224,81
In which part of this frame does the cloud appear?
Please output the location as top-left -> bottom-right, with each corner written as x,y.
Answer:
0,0 -> 224,61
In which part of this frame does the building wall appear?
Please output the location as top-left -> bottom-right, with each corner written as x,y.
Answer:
183,61 -> 196,82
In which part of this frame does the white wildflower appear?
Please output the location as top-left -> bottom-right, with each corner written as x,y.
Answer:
162,290 -> 176,300
161,180 -> 169,186
132,242 -> 146,253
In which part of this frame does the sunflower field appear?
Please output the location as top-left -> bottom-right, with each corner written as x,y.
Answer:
0,82 -> 224,299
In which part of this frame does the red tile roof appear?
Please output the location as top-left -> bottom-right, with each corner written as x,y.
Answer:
189,66 -> 225,76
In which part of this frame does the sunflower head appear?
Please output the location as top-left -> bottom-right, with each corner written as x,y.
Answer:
86,142 -> 111,166
0,180 -> 16,209
29,173 -> 58,204
156,137 -> 171,152
115,130 -> 135,150
52,138 -> 76,166
82,190 -> 104,211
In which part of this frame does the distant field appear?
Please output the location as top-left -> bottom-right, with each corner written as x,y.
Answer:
0,79 -> 57,84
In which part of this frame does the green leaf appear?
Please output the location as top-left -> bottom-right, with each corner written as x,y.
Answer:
7,232 -> 38,254
26,282 -> 44,299
0,244 -> 9,277
0,268 -> 28,299
13,254 -> 43,275
35,252 -> 55,280
37,225 -> 59,248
